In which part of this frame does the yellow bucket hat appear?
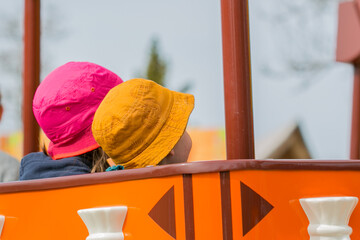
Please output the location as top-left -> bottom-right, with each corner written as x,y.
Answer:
92,78 -> 194,169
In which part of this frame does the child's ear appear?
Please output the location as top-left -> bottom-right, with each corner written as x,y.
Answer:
168,149 -> 175,157
158,150 -> 175,166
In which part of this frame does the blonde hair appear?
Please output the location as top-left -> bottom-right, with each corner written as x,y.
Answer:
87,148 -> 109,173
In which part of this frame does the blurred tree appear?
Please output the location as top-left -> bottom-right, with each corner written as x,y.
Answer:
142,37 -> 194,93
251,0 -> 340,90
145,38 -> 167,86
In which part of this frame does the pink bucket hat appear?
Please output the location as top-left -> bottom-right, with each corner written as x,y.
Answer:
33,62 -> 123,160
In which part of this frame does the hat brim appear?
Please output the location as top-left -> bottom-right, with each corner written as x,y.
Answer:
117,90 -> 194,169
48,124 -> 100,160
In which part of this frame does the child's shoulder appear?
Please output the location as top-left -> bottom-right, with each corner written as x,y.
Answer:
20,152 -> 92,180
21,152 -> 50,164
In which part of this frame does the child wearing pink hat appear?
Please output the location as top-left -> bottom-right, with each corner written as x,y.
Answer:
20,62 -> 123,180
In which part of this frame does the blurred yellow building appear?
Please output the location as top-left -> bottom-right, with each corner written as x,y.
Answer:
0,123 -> 310,162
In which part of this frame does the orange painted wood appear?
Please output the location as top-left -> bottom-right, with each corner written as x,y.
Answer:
0,168 -> 360,239
229,170 -> 360,239
192,173 -> 223,239
0,176 -> 186,240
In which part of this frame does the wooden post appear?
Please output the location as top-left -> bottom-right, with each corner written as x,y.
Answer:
335,1 -> 360,159
23,0 -> 40,155
220,0 -> 255,160
350,66 -> 360,159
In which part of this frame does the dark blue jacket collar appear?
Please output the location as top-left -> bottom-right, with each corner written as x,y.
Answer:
20,152 -> 92,180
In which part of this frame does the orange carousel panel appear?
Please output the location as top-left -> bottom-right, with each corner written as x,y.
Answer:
0,175 -> 186,240
1,163 -> 360,239
192,172 -> 223,239
229,170 -> 360,240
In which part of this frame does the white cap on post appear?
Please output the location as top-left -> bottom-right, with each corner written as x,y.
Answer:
78,206 -> 127,240
300,197 -> 358,240
0,215 -> 4,237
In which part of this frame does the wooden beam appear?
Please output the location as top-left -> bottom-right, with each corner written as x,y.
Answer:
220,0 -> 254,160
23,0 -> 40,155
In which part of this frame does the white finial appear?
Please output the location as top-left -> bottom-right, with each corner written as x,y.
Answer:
78,206 -> 127,240
0,215 -> 4,237
300,197 -> 358,240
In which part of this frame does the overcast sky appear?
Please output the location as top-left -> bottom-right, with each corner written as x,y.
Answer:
0,0 -> 354,159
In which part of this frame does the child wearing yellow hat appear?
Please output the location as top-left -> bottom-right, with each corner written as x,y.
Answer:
92,78 -> 194,169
